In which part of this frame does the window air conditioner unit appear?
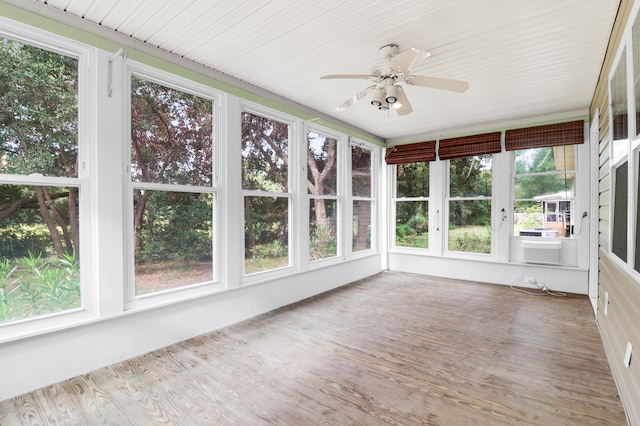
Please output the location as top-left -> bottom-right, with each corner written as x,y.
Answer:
522,239 -> 562,265
519,227 -> 559,238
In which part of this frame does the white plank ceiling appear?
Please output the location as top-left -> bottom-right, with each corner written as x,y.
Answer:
23,0 -> 620,142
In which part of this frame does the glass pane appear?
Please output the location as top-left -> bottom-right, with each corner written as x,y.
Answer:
395,200 -> 429,248
450,155 -> 492,197
514,173 -> 575,200
0,184 -> 80,324
448,200 -> 491,254
131,76 -> 213,186
353,200 -> 371,252
352,146 -> 371,197
612,48 -> 628,142
635,13 -> 640,137
0,39 -> 78,177
635,153 -> 640,272
612,161 -> 628,261
244,196 -> 289,274
241,112 -> 288,192
397,163 -> 429,198
514,146 -> 575,174
134,190 -> 213,295
514,200 -> 573,237
308,131 -> 338,195
310,198 -> 338,260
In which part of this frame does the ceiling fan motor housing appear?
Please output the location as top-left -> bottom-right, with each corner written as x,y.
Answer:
378,43 -> 400,60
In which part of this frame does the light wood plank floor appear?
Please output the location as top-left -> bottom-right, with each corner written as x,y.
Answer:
0,272 -> 627,425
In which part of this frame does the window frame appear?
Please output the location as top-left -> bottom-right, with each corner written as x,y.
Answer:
349,139 -> 377,256
0,18 -> 96,335
240,105 -> 296,282
305,125 -> 344,264
445,154 -> 494,258
125,62 -> 223,309
607,10 -> 640,274
512,145 -> 578,239
392,162 -> 432,252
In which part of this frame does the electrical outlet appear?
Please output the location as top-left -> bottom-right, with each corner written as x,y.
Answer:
604,291 -> 609,316
624,342 -> 633,368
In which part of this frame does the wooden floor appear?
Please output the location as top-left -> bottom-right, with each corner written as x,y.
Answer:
0,272 -> 627,425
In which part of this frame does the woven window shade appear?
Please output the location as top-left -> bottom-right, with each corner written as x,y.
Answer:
438,132 -> 501,160
385,141 -> 436,164
505,120 -> 584,151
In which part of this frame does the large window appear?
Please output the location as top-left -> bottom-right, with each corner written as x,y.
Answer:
307,130 -> 339,261
242,111 -> 290,274
448,155 -> 492,254
130,74 -> 215,296
513,146 -> 576,238
395,163 -> 429,248
352,144 -> 373,252
0,36 -> 82,323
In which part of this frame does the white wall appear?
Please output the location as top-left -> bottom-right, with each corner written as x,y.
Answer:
388,252 -> 588,294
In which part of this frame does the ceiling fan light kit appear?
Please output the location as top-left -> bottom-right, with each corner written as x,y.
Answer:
321,44 -> 469,116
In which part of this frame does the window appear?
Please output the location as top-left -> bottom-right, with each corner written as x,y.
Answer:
130,74 -> 215,296
612,160 -> 628,262
307,130 -> 339,261
352,144 -> 373,252
242,111 -> 290,274
611,47 -> 628,161
513,146 -> 576,237
0,36 -> 82,323
448,155 -> 492,254
395,163 -> 429,248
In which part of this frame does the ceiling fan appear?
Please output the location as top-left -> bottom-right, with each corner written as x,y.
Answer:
321,44 -> 469,116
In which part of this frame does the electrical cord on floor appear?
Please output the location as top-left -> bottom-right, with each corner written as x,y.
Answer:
509,262 -> 567,297
509,285 -> 567,297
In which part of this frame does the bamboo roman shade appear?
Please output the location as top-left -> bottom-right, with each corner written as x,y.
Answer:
385,141 -> 436,164
505,120 -> 584,151
438,132 -> 501,160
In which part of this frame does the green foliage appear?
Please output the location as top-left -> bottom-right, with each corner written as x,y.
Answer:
0,224 -> 52,258
0,252 -> 80,323
136,191 -> 213,264
397,163 -> 429,198
449,156 -> 492,198
448,229 -> 491,254
310,224 -> 337,260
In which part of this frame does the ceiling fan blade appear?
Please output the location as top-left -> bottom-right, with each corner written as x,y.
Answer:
336,85 -> 376,111
394,86 -> 413,116
321,74 -> 373,80
407,75 -> 469,93
391,48 -> 430,73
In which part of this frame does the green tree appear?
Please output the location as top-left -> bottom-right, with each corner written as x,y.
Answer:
130,76 -> 213,263
0,38 -> 79,259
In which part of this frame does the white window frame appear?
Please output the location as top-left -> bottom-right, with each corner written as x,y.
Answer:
512,145 -> 578,239
125,62 -> 224,310
305,125 -> 344,265
391,161 -> 433,253
349,138 -> 378,257
445,155 -> 495,259
240,104 -> 297,283
0,18 -> 96,338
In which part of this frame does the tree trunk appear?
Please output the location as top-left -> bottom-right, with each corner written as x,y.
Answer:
354,201 -> 370,250
68,187 -> 80,260
34,186 -> 65,256
133,190 -> 147,256
43,189 -> 73,254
